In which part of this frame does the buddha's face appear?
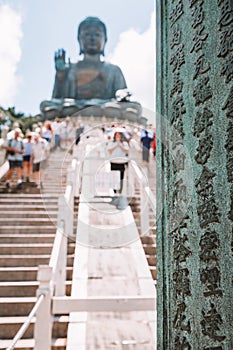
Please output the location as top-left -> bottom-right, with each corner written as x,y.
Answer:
79,24 -> 106,55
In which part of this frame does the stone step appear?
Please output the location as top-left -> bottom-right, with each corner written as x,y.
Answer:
0,226 -> 56,234
0,193 -> 59,199
146,255 -> 156,266
0,255 -> 74,267
0,281 -> 39,297
0,297 -> 36,316
0,234 -> 55,243
0,315 -> 69,339
140,235 -> 156,244
0,266 -> 73,282
0,243 -> 75,255
0,218 -> 57,226
0,281 -> 72,297
0,205 -> 58,211
138,227 -> 156,236
0,337 -> 67,349
150,266 -> 157,280
142,244 -> 156,255
0,211 -> 57,218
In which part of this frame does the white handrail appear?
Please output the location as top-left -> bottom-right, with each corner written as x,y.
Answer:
6,294 -> 45,350
129,160 -> 156,235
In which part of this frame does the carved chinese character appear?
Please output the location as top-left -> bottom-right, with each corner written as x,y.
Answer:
174,233 -> 192,263
173,149 -> 186,172
189,0 -> 199,7
192,1 -> 204,28
170,24 -> 182,49
221,54 -> 233,83
190,26 -> 208,53
169,0 -> 184,26
173,302 -> 191,332
170,203 -> 187,230
173,178 -> 189,206
218,27 -> 233,57
200,266 -> 223,297
174,335 -> 192,350
170,73 -> 184,97
218,0 -> 233,29
193,54 -> 210,80
201,303 -> 226,341
171,96 -> 186,123
193,107 -> 213,137
195,166 -> 215,198
193,77 -> 212,106
197,199 -> 220,228
222,84 -> 233,118
171,126 -> 184,149
170,44 -> 185,72
199,230 -> 220,262
173,266 -> 191,298
195,134 -> 213,165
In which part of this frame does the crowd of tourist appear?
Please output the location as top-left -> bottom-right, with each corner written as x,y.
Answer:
1,117 -> 156,190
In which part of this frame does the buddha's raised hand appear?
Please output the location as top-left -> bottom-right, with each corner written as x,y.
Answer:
54,48 -> 70,71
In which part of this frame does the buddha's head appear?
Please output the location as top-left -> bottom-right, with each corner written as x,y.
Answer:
77,16 -> 107,56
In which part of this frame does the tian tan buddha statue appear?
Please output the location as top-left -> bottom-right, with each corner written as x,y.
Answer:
40,16 -> 144,123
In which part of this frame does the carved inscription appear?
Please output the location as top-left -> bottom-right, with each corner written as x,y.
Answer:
170,24 -> 182,49
174,335 -> 192,350
168,2 -> 191,346
170,44 -> 185,72
218,0 -> 233,29
169,0 -> 184,26
218,0 -> 233,227
201,303 -> 226,342
199,230 -> 219,262
190,26 -> 208,53
220,54 -> 233,83
217,27 -> 233,57
193,54 -> 210,80
193,108 -> 213,137
191,1 -> 204,28
195,167 -> 220,228
193,77 -> 213,105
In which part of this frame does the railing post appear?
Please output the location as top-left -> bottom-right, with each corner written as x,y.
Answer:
128,161 -> 135,197
75,160 -> 82,197
140,170 -> 150,236
52,224 -> 67,297
58,194 -> 73,237
34,265 -> 52,350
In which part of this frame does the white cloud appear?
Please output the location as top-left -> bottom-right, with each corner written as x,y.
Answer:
0,4 -> 23,107
108,11 -> 155,114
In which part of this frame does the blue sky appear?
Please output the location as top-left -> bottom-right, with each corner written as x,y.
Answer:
0,0 -> 155,119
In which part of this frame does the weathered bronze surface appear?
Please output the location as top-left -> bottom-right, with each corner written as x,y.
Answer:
156,1 -> 233,349
40,16 -> 143,123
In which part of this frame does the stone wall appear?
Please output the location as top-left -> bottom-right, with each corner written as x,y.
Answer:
156,1 -> 233,349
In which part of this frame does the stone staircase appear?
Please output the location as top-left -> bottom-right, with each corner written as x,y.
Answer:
0,142 -> 156,348
0,149 -> 78,349
128,196 -> 157,284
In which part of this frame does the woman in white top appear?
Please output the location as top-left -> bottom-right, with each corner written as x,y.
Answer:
107,131 -> 129,194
